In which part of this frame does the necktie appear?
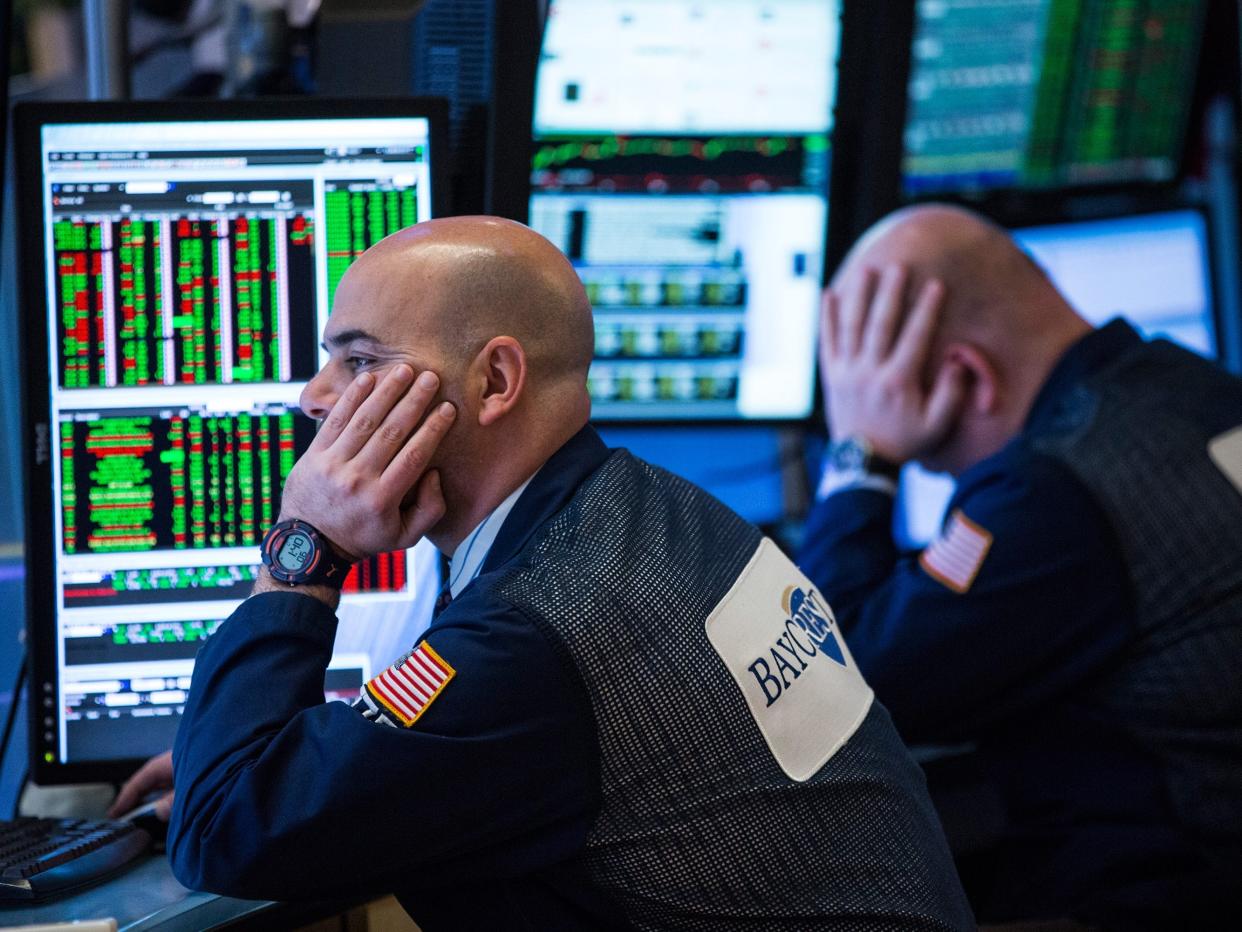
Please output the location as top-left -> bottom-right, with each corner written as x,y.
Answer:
433,583 -> 452,618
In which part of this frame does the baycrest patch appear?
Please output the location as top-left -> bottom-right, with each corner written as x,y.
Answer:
705,539 -> 873,782
1209,426 -> 1242,497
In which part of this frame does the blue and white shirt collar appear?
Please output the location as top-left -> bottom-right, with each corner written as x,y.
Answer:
446,475 -> 536,598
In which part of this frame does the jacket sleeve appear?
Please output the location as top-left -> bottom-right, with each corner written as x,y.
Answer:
797,452 -> 1134,744
167,587 -> 599,901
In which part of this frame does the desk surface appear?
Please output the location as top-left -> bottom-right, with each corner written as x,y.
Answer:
0,854 -> 330,931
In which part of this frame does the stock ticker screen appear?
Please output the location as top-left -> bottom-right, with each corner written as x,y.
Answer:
35,115 -> 441,767
530,0 -> 838,420
902,0 -> 1207,195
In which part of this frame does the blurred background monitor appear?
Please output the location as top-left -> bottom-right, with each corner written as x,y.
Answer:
895,206 -> 1219,547
528,0 -> 839,422
1014,208 -> 1218,356
15,100 -> 447,784
902,0 -> 1209,197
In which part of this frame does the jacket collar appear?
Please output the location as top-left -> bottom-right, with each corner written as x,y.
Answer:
478,425 -> 613,576
1024,317 -> 1143,433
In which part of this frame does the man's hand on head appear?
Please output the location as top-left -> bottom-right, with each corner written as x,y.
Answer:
820,264 -> 967,465
276,363 -> 457,565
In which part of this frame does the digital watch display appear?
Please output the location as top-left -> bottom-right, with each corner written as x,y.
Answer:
260,519 -> 355,588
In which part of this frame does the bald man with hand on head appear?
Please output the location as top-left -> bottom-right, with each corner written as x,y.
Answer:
799,204 -> 1242,929
165,217 -> 973,930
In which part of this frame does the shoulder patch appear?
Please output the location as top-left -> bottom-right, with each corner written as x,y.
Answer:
1209,425 -> 1242,497
920,509 -> 993,594
359,642 -> 455,728
705,538 -> 873,782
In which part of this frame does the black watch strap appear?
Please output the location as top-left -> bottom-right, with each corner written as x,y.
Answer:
865,449 -> 901,482
261,519 -> 355,588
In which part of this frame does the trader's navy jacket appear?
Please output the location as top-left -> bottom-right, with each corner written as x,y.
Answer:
169,425 -> 973,930
799,320 -> 1242,928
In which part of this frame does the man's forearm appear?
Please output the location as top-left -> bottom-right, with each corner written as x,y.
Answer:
797,487 -> 899,620
167,591 -> 355,898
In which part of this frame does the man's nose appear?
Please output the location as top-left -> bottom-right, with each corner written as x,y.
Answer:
299,370 -> 339,420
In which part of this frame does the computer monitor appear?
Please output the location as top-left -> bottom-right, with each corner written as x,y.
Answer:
15,100 -> 448,784
902,0 -> 1208,196
1013,209 -> 1218,357
894,207 -> 1219,548
529,0 -> 839,420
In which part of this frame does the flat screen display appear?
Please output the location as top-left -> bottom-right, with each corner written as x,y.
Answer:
530,0 -> 838,420
1014,209 -> 1217,357
902,0 -> 1207,196
17,102 -> 446,781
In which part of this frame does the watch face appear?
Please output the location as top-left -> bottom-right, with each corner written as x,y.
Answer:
832,438 -> 866,472
277,529 -> 314,572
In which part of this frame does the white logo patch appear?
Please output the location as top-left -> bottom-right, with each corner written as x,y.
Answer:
1209,426 -> 1242,496
705,538 -> 873,782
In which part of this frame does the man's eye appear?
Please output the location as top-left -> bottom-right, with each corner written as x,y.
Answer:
346,357 -> 376,371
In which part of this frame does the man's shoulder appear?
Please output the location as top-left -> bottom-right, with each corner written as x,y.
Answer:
955,434 -> 1088,505
939,435 -> 1124,565
1072,335 -> 1242,426
481,448 -> 762,612
585,448 -> 759,539
560,446 -> 757,540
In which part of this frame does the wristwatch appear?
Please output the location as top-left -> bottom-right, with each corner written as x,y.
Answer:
825,436 -> 902,483
260,519 -> 355,588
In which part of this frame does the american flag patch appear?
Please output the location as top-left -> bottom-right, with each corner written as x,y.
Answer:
919,509 -> 993,594
358,643 -> 455,729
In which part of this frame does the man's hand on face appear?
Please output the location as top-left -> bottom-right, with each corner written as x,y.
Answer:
276,364 -> 457,562
820,264 -> 967,465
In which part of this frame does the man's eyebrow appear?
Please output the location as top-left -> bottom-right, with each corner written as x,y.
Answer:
322,328 -> 384,350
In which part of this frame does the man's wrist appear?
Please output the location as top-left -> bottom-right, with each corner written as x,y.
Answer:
274,510 -> 362,564
817,468 -> 899,500
818,435 -> 902,500
261,518 -> 356,589
252,565 -> 343,611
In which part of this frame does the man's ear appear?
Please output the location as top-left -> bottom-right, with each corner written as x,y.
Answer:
474,336 -> 527,426
943,341 -> 1000,415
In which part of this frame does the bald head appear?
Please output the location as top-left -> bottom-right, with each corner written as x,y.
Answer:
338,216 -> 595,385
309,217 -> 597,551
836,204 -> 1082,351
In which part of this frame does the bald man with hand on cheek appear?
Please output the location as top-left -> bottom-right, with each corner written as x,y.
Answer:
799,204 -> 1242,929
165,217 -> 973,931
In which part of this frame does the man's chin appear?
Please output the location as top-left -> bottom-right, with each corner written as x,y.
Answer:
423,522 -> 453,556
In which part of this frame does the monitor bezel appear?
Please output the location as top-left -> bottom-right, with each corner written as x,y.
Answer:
15,97 -> 449,786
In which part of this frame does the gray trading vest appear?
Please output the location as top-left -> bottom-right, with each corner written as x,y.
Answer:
1029,338 -> 1242,846
495,451 -> 973,931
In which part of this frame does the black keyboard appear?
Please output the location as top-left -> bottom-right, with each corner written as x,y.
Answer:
0,816 -> 151,901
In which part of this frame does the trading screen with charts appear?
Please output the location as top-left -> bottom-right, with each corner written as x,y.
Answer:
530,0 -> 838,420
902,0 -> 1207,195
25,111 -> 441,773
